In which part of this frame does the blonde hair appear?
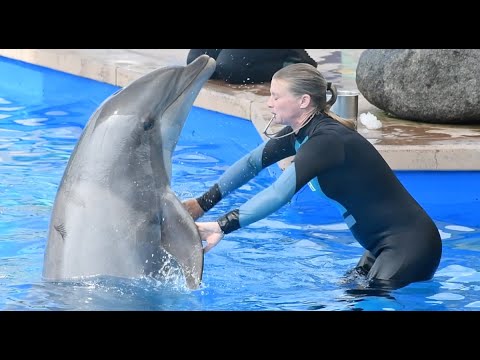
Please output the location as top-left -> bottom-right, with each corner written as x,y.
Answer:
272,63 -> 356,131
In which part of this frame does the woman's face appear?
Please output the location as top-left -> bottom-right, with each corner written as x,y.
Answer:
267,78 -> 304,126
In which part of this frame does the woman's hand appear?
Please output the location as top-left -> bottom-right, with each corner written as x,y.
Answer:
195,221 -> 224,253
182,198 -> 205,220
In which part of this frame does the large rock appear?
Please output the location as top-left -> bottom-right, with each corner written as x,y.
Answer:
356,49 -> 480,124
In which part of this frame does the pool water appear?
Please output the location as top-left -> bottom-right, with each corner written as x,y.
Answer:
1,56 -> 480,311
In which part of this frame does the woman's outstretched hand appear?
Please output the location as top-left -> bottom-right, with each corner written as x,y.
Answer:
195,221 -> 224,253
182,198 -> 205,220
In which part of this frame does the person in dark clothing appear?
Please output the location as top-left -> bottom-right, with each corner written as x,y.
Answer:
186,49 -> 317,84
183,63 -> 442,291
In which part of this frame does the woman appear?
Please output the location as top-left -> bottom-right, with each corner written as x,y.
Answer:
186,49 -> 317,84
183,63 -> 442,290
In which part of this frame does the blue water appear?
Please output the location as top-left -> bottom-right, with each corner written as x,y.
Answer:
1,56 -> 480,311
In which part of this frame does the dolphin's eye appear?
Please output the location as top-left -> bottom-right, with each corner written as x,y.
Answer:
143,117 -> 154,131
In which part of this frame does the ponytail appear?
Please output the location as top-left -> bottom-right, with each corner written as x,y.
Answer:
323,82 -> 357,131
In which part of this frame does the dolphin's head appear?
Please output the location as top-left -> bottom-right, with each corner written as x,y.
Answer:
89,54 -> 216,181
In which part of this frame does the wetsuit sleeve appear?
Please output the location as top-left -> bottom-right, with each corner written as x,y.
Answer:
197,130 -> 295,212
197,142 -> 266,211
217,163 -> 297,234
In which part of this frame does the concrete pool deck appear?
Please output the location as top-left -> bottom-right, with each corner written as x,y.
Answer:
1,49 -> 479,170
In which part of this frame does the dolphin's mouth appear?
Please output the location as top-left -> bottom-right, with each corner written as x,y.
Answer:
156,54 -> 216,122
189,54 -> 216,83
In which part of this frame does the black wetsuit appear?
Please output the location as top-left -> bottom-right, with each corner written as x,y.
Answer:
187,49 -> 318,84
197,113 -> 442,290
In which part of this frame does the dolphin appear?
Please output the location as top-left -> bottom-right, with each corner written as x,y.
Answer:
42,54 -> 216,289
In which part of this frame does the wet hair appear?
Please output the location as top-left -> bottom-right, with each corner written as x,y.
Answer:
272,63 -> 357,130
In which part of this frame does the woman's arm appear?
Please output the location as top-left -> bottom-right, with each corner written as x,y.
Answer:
184,131 -> 295,218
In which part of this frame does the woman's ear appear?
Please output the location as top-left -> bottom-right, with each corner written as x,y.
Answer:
299,94 -> 311,109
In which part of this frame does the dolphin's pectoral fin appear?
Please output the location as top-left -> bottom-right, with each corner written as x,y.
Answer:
143,244 -> 184,283
160,191 -> 204,289
54,223 -> 67,241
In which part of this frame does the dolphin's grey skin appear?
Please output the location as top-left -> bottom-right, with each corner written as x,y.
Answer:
43,55 -> 216,289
